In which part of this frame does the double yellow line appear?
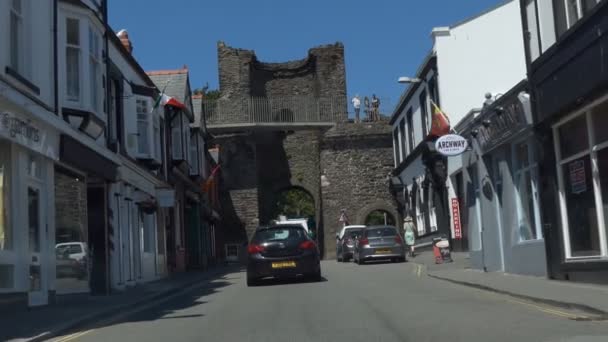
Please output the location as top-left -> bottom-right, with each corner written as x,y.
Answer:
51,328 -> 94,342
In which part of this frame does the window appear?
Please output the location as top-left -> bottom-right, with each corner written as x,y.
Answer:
393,129 -> 399,166
66,18 -> 81,102
189,132 -> 200,176
182,115 -> 190,164
554,98 -> 608,259
171,115 -> 184,161
89,26 -> 101,112
406,108 -> 414,152
153,114 -> 161,162
137,99 -> 150,156
513,140 -> 542,241
10,0 -> 25,74
399,118 -> 406,161
0,143 -> 11,251
553,0 -> 602,37
419,91 -> 429,137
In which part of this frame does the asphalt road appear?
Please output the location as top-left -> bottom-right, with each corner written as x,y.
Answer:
50,260 -> 608,342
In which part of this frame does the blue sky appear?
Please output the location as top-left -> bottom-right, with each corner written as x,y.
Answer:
110,0 -> 503,114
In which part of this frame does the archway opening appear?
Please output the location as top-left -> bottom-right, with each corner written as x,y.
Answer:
272,186 -> 317,239
273,187 -> 315,219
365,210 -> 396,226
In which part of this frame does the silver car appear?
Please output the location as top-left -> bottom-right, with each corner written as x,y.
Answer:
353,226 -> 406,264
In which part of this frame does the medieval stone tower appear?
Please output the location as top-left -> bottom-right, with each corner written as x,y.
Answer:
207,42 -> 397,259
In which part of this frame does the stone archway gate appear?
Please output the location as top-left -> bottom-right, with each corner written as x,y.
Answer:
206,42 -> 398,258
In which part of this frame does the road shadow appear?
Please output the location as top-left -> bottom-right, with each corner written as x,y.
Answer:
0,266 -> 243,342
252,276 -> 329,287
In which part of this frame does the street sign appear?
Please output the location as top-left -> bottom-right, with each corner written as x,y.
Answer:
435,134 -> 468,156
451,198 -> 462,239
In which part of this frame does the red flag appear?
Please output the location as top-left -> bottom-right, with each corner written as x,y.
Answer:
201,164 -> 221,193
429,100 -> 451,138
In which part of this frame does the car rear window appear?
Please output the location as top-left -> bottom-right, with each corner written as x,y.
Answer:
253,226 -> 307,243
346,229 -> 363,238
365,227 -> 397,238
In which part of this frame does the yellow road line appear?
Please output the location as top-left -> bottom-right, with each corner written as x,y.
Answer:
506,298 -> 588,320
52,329 -> 94,342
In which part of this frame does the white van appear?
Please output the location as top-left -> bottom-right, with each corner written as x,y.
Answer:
275,218 -> 310,234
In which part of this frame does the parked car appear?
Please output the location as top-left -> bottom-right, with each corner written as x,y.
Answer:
336,227 -> 364,262
353,226 -> 406,264
246,225 -> 321,286
55,242 -> 88,279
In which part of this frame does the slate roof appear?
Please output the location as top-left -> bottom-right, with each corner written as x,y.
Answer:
146,69 -> 189,103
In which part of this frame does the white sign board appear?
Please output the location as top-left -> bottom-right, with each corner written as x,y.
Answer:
435,134 -> 468,156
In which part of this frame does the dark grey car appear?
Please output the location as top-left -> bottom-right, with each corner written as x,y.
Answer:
336,228 -> 363,262
353,226 -> 406,264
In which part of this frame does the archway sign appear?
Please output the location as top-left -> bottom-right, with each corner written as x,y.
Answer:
435,134 -> 468,157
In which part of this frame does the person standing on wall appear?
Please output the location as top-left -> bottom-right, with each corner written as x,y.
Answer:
404,216 -> 416,257
371,94 -> 380,121
364,96 -> 371,122
352,95 -> 361,123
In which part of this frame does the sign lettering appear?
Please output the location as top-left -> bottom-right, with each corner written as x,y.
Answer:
452,198 -> 462,239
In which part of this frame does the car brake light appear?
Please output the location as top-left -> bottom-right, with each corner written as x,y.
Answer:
395,235 -> 403,244
247,244 -> 265,254
359,237 -> 369,245
299,240 -> 316,250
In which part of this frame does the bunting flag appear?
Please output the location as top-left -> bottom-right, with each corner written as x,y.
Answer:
201,164 -> 221,193
429,100 -> 451,138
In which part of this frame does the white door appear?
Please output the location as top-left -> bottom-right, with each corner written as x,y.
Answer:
27,183 -> 47,306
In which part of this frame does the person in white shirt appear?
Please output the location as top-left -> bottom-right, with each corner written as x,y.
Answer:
351,95 -> 361,123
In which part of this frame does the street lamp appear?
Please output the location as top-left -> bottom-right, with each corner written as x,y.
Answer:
398,76 -> 423,84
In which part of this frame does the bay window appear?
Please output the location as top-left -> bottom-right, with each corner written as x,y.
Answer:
10,0 -> 27,75
89,26 -> 101,112
136,99 -> 150,156
63,14 -> 104,115
554,97 -> 608,259
66,18 -> 81,102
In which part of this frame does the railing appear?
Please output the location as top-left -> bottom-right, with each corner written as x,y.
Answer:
202,96 -> 348,126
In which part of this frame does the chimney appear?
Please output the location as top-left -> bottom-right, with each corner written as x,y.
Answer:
116,29 -> 133,54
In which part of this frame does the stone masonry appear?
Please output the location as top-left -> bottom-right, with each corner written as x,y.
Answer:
211,43 -> 397,258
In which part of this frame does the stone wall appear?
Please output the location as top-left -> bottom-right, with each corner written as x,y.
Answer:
213,43 -> 397,259
320,121 -> 398,257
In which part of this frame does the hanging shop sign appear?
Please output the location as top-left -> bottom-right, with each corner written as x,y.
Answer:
435,134 -> 468,156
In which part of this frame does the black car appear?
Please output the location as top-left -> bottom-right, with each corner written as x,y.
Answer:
246,225 -> 321,286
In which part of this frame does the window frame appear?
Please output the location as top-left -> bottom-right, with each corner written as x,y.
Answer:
136,98 -> 152,157
512,137 -> 543,242
88,25 -> 102,113
9,0 -> 28,76
553,94 -> 608,260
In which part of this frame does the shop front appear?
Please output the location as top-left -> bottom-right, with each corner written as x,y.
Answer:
0,106 -> 59,308
459,82 -> 547,276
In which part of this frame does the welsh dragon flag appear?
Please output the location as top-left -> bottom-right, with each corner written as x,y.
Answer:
151,93 -> 186,113
429,100 -> 451,138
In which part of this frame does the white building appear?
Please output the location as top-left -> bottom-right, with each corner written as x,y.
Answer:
389,0 -> 527,249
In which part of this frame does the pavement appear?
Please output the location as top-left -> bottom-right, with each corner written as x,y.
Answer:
1,265 -> 243,342
411,250 -> 608,318
33,259 -> 608,342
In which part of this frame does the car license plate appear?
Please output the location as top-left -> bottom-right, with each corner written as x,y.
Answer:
271,261 -> 296,269
375,249 -> 391,255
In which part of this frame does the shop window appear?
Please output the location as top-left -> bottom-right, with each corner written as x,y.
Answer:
513,140 -> 542,241
54,167 -> 89,293
558,115 -> 588,160
554,106 -> 608,259
0,143 -> 11,251
592,99 -> 608,145
0,264 -> 14,288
